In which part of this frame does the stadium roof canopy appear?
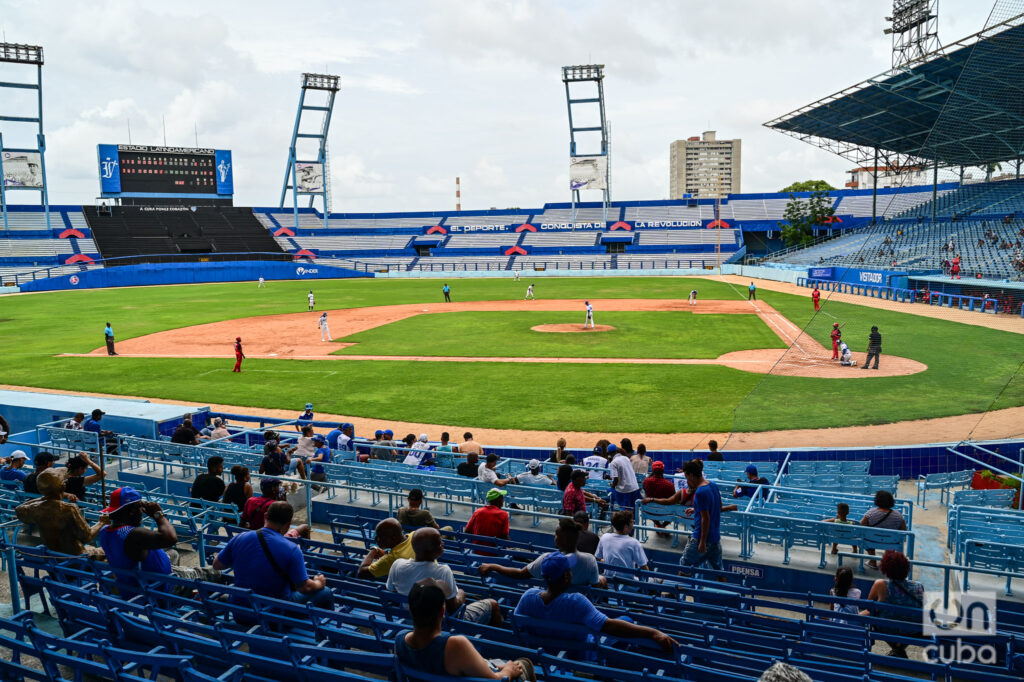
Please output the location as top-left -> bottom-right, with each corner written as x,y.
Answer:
765,13 -> 1024,169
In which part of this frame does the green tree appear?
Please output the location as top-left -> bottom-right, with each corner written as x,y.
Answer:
779,180 -> 836,193
779,189 -> 836,247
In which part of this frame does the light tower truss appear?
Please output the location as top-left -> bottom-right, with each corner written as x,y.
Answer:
0,43 -> 50,233
280,72 -> 340,230
885,0 -> 940,68
562,64 -> 610,226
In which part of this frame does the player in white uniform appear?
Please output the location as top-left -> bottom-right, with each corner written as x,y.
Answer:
258,276 -> 265,288
583,300 -> 595,329
525,283 -> 535,300
513,270 -> 520,282
318,312 -> 331,341
307,290 -> 315,311
838,340 -> 854,366
688,289 -> 697,306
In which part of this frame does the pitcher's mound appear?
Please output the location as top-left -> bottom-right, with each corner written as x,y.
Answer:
531,324 -> 616,333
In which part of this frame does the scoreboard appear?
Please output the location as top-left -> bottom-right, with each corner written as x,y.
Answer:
98,144 -> 233,199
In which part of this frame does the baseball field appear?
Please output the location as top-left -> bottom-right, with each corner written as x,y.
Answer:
1,276 -> 1022,437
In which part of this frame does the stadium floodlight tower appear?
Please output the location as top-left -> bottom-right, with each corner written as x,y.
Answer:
0,42 -> 51,233
885,0 -> 940,68
279,72 -> 340,231
562,64 -> 610,227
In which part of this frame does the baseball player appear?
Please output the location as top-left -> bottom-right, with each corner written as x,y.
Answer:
583,300 -> 595,329
830,322 -> 842,361
514,270 -> 520,282
258,276 -> 265,288
688,289 -> 698,306
838,340 -> 854,366
812,287 -> 820,311
232,337 -> 245,373
318,312 -> 331,341
525,283 -> 535,300
307,290 -> 315,311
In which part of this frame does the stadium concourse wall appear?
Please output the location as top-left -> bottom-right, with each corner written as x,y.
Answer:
14,259 -> 371,293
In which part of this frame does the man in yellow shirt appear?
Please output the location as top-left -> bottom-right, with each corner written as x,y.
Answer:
357,518 -> 421,579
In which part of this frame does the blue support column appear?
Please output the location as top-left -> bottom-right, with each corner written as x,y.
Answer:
0,43 -> 49,232
279,73 -> 340,231
562,65 -> 610,228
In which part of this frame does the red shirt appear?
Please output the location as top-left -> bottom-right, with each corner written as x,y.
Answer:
465,503 -> 509,539
643,475 -> 676,500
563,483 -> 587,514
242,496 -> 273,529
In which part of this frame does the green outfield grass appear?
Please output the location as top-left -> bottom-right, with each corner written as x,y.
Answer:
333,311 -> 786,358
0,276 -> 1020,433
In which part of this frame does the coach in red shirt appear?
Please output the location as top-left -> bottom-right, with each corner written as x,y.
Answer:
465,488 -> 510,542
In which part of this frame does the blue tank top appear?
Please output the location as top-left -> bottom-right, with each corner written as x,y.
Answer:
99,525 -> 172,586
394,631 -> 451,675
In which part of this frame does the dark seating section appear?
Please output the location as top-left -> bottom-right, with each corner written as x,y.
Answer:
83,206 -> 289,263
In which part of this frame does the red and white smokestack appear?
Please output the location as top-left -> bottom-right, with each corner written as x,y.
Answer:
456,176 -> 461,212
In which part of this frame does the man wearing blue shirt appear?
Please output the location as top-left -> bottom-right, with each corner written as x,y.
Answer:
0,451 -> 29,490
733,464 -> 770,499
679,459 -> 723,570
513,552 -> 676,650
104,322 -> 117,356
309,435 -> 331,484
83,408 -> 116,454
213,500 -> 333,608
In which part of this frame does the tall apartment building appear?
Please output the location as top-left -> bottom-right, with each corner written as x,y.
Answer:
669,131 -> 741,198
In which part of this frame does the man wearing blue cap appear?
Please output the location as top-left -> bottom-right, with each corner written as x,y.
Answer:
733,465 -> 769,499
513,552 -> 677,651
295,403 -> 314,431
326,422 -> 354,452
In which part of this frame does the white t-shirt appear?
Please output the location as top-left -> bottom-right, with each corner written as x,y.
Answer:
525,551 -> 600,586
831,587 -> 862,615
336,433 -> 352,451
582,455 -> 608,482
477,463 -> 498,483
517,472 -> 554,487
596,532 -> 648,571
608,454 -> 639,493
402,451 -> 426,466
294,436 -> 317,457
387,559 -> 458,598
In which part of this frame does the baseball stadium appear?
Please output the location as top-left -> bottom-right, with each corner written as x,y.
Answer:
0,2 -> 1023,681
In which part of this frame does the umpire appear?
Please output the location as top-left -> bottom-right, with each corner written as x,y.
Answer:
862,326 -> 882,370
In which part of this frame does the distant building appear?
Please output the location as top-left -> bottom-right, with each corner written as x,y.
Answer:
669,131 -> 741,198
845,165 -> 930,189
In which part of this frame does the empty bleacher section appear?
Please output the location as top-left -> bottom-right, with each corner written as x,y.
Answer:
83,205 -> 289,264
0,206 -> 102,284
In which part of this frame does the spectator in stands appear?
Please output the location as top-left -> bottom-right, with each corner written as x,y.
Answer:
358,518 -> 420,579
642,461 -> 676,538
480,518 -> 605,588
608,446 -> 641,509
550,437 -> 568,463
759,663 -> 814,682
242,478 -> 282,529
465,488 -> 510,543
83,408 -> 117,455
99,486 -> 220,590
260,439 -> 306,479
397,489 -> 440,530
596,510 -> 649,574
213,500 -> 333,608
859,550 -> 923,657
16,470 -> 108,557
582,444 -> 610,483
294,424 -> 318,460
191,456 -> 226,502
23,451 -> 57,494
63,453 -> 105,502
0,451 -> 28,490
823,502 -> 858,555
733,465 -> 770,498
457,432 -> 483,457
403,434 -> 433,466
308,435 -> 331,485
706,439 -> 723,461
456,452 -> 479,478
325,423 -> 345,450
513,553 -> 676,651
369,429 -> 387,460
680,459 -> 723,571
396,580 -> 534,681
171,418 -> 202,445
556,455 -> 576,490
222,465 -> 252,513
830,566 -> 861,620
860,491 -> 907,569
563,469 -> 608,516
62,413 -> 85,431
573,511 -> 600,555
477,453 -> 518,487
517,459 -> 554,487
208,418 -> 230,440
433,431 -> 454,465
630,443 -> 651,476
388,528 -> 502,625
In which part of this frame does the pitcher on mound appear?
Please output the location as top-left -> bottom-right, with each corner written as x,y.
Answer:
584,301 -> 595,329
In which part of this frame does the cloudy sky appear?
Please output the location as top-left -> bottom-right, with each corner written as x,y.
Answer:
0,0 -> 998,211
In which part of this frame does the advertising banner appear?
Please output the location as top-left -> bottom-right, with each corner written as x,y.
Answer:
808,267 -> 835,280
295,162 -> 324,192
569,155 -> 607,191
97,144 -> 121,194
2,151 -> 43,188
215,150 -> 233,195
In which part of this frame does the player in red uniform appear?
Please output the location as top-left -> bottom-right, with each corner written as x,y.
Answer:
830,322 -> 842,360
812,287 -> 821,311
232,336 -> 245,373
